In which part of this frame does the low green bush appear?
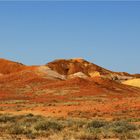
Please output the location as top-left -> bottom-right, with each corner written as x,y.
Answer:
35,120 -> 63,131
0,113 -> 139,139
0,114 -> 16,123
9,125 -> 25,135
87,120 -> 107,129
111,120 -> 137,133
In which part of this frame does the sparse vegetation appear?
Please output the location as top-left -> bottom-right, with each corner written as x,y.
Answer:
111,120 -> 137,133
0,113 -> 140,139
87,120 -> 107,129
34,120 -> 63,131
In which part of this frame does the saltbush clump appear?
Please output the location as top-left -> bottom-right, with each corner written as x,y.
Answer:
35,120 -> 63,131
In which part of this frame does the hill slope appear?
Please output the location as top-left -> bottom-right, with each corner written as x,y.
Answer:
0,58 -> 140,119
47,58 -> 134,81
122,78 -> 140,88
0,58 -> 26,74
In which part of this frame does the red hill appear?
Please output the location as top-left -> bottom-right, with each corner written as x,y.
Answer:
0,58 -> 26,74
0,58 -> 140,119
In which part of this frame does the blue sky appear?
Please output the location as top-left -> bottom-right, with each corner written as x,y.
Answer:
0,1 -> 140,73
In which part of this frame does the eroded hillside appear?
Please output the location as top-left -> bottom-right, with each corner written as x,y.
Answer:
0,58 -> 140,119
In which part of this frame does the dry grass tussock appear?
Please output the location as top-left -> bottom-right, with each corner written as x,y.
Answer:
0,113 -> 140,140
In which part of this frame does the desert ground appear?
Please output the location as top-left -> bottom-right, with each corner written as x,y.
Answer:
0,58 -> 140,140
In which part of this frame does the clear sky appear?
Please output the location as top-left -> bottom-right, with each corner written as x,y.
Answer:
0,1 -> 140,73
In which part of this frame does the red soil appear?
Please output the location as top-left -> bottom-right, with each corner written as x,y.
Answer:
0,58 -> 26,74
0,58 -> 140,119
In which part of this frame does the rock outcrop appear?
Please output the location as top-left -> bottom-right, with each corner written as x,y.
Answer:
47,58 -> 134,81
37,66 -> 66,80
68,72 -> 88,79
122,78 -> 140,88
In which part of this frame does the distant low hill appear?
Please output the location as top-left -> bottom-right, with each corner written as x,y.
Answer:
0,58 -> 139,86
0,58 -> 26,74
0,58 -> 140,119
47,58 -> 135,81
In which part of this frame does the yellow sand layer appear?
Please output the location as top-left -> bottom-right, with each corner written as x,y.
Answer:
122,78 -> 140,88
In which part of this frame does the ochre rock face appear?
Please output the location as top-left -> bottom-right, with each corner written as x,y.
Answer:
122,78 -> 140,88
0,58 -> 140,119
0,59 -> 26,74
47,58 -> 111,76
89,71 -> 101,77
133,74 -> 140,78
47,58 -> 137,82
47,59 -> 70,75
68,72 -> 88,79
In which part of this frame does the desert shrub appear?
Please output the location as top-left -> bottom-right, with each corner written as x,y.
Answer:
87,120 -> 107,129
0,114 -> 16,123
23,115 -> 41,124
25,113 -> 34,117
26,133 -> 36,139
9,122 -> 36,139
9,125 -> 25,135
34,120 -> 63,132
76,134 -> 99,140
111,120 -> 137,133
22,128 -> 37,139
65,119 -> 85,130
0,113 -> 139,139
126,118 -> 140,122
